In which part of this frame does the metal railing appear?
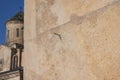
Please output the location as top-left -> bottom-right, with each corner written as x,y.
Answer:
0,67 -> 23,80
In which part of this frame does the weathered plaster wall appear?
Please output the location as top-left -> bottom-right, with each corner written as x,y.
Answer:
0,45 -> 11,72
36,0 -> 118,33
24,0 -> 120,80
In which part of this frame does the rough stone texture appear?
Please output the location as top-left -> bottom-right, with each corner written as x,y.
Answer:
36,0 -> 118,34
0,45 -> 11,72
24,0 -> 120,80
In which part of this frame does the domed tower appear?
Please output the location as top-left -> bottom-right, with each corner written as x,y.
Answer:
5,11 -> 24,47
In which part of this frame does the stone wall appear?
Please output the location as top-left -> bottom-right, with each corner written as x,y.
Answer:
24,0 -> 120,80
35,0 -> 117,33
0,45 -> 11,72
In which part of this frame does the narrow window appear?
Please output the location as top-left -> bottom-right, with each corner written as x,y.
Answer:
8,30 -> 9,39
0,59 -> 4,71
16,28 -> 19,37
21,26 -> 24,30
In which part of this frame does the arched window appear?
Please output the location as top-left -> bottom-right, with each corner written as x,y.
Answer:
16,28 -> 19,37
12,55 -> 18,69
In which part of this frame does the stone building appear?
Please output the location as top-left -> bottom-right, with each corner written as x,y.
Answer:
0,0 -> 120,80
6,11 -> 24,47
0,11 -> 24,80
24,0 -> 120,80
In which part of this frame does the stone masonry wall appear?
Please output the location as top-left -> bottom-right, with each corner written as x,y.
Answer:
0,45 -> 11,72
24,0 -> 120,80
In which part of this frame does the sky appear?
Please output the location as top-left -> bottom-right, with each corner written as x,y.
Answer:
0,0 -> 24,45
